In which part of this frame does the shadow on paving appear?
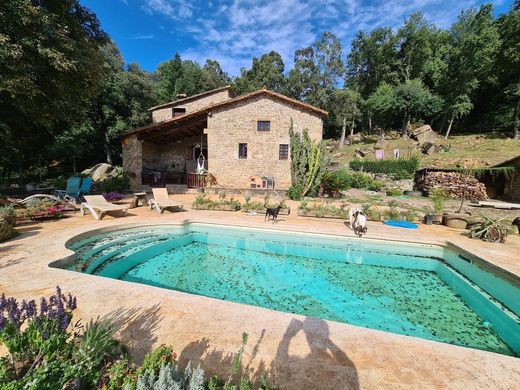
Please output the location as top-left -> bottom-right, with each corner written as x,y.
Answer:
178,317 -> 359,390
100,304 -> 163,362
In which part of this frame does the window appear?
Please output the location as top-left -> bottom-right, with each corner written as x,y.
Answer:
279,144 -> 289,160
238,143 -> 248,159
257,120 -> 270,131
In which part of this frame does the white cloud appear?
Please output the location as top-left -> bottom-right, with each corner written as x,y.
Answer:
130,33 -> 155,40
138,0 -> 503,75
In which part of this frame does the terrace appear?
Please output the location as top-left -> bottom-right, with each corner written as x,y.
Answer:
1,194 -> 519,389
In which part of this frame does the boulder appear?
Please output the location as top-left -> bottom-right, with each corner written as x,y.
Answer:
354,148 -> 370,158
410,125 -> 437,144
374,138 -> 389,150
348,133 -> 363,143
85,163 -> 115,182
421,142 -> 441,155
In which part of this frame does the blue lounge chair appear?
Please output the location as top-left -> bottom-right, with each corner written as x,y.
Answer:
54,176 -> 82,204
78,177 -> 93,196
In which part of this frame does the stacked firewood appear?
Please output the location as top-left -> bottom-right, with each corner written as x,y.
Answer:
416,171 -> 488,200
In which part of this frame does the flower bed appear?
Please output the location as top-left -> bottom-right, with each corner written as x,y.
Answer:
192,194 -> 241,211
0,289 -> 272,389
103,191 -> 125,203
241,198 -> 290,215
298,200 -> 349,219
20,199 -> 64,220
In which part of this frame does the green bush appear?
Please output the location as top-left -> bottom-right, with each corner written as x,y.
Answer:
385,187 -> 403,196
320,169 -> 384,195
192,194 -> 241,210
95,168 -> 130,193
287,184 -> 303,200
349,157 -> 420,179
430,188 -> 448,214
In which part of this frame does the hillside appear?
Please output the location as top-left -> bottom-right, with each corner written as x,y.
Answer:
332,133 -> 520,170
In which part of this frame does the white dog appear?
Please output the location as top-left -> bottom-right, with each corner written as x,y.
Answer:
349,208 -> 367,237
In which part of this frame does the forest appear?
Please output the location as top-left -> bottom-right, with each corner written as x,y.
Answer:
0,0 -> 519,184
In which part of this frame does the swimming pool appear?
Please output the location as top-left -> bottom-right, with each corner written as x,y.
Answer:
56,223 -> 520,356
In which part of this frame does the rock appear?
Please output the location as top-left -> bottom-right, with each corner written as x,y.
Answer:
410,125 -> 437,144
421,142 -> 441,155
332,152 -> 343,158
85,163 -> 115,182
354,148 -> 370,158
374,138 -> 389,150
348,133 -> 363,143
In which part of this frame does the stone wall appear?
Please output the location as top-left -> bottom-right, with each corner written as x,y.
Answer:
206,95 -> 323,190
503,162 -> 520,202
142,135 -> 207,173
122,134 -> 143,187
123,134 -> 209,187
151,89 -> 233,123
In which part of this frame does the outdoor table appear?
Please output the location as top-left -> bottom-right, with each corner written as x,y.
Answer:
129,192 -> 148,209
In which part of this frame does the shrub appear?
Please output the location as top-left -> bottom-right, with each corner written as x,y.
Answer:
192,195 -> 240,210
298,200 -> 349,218
466,216 -> 512,243
96,168 -> 130,193
320,170 -> 384,195
103,192 -> 125,202
430,188 -> 448,214
287,184 -> 303,200
22,199 -> 64,220
0,218 -> 18,242
46,175 -> 68,189
385,187 -> 403,196
0,205 -> 16,226
349,157 -> 420,179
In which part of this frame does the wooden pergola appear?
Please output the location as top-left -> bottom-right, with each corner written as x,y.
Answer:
124,110 -> 208,144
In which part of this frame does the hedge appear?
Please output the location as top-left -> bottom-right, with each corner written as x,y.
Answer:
349,157 -> 420,179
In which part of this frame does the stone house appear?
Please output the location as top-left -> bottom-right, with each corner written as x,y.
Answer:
122,86 -> 327,190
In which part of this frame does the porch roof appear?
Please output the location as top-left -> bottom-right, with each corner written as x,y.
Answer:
123,109 -> 208,143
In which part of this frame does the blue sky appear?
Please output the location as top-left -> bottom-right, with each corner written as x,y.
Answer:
81,0 -> 513,76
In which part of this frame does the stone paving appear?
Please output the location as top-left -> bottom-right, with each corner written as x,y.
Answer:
1,194 -> 519,389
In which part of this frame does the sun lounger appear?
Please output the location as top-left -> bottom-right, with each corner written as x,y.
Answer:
148,188 -> 183,214
80,195 -> 129,220
7,194 -> 75,209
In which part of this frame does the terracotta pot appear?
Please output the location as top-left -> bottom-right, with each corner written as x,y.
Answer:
443,212 -> 469,229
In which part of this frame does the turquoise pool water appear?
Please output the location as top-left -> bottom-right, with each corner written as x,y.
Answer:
60,224 -> 520,356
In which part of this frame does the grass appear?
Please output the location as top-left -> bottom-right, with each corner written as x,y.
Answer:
335,133 -> 520,169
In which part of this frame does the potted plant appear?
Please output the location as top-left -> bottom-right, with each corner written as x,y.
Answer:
429,188 -> 447,224
443,165 -> 474,229
102,192 -> 125,203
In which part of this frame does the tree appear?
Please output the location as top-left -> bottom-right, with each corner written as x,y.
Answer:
393,79 -> 440,138
0,0 -> 107,182
396,12 -> 442,83
233,51 -> 287,95
288,32 -> 344,108
495,8 -> 520,139
444,94 -> 473,139
329,89 -> 362,147
202,59 -> 231,90
346,28 -> 399,97
364,82 -> 395,136
155,53 -> 183,102
77,43 -> 157,165
440,4 -> 500,137
174,60 -> 206,97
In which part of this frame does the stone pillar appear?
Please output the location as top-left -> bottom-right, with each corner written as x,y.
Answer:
122,134 -> 143,187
